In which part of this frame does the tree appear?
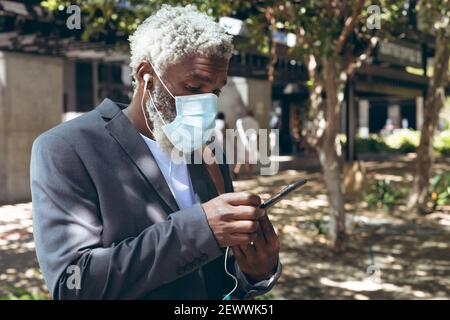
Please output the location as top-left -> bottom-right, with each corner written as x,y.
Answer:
408,0 -> 450,214
285,1 -> 371,252
239,1 -> 403,251
40,0 -> 239,44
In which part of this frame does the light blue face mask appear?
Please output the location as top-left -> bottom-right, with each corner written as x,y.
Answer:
148,62 -> 218,153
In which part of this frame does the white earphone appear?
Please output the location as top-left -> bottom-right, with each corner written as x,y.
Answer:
141,73 -> 154,135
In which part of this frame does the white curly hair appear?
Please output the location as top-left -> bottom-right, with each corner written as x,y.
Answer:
129,4 -> 234,91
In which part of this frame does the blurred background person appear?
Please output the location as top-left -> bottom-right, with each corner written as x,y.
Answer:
381,118 -> 395,136
214,112 -> 227,150
233,110 -> 259,179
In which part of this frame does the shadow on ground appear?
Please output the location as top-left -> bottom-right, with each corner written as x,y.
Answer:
0,203 -> 49,299
234,156 -> 450,299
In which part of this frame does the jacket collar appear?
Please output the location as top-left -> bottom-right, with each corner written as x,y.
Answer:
96,98 -> 180,213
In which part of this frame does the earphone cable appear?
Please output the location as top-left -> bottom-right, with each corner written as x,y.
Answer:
223,246 -> 238,300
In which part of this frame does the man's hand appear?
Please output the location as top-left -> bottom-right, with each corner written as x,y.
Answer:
202,192 -> 265,248
232,214 -> 280,283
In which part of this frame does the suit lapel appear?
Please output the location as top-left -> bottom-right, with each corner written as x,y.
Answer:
97,99 -> 179,213
187,151 -> 219,203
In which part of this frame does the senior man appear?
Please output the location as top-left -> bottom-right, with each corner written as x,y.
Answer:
30,5 -> 281,300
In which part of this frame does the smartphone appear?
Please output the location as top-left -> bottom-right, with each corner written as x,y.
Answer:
258,179 -> 308,209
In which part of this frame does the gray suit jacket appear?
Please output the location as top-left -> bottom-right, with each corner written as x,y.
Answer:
30,98 -> 279,299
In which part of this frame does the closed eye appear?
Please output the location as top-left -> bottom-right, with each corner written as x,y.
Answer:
186,85 -> 221,97
186,85 -> 201,94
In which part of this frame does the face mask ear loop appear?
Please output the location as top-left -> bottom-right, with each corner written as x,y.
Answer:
149,61 -> 175,99
141,77 -> 155,136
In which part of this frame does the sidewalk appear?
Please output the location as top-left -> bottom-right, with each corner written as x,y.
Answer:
233,155 -> 450,299
0,202 -> 48,298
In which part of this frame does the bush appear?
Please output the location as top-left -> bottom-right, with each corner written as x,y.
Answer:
340,130 -> 450,155
429,172 -> 450,211
355,135 -> 392,153
433,130 -> 450,156
366,179 -> 404,210
384,129 -> 420,153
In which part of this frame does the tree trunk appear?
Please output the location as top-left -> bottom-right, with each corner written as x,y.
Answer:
408,33 -> 450,214
318,143 -> 346,252
311,57 -> 347,252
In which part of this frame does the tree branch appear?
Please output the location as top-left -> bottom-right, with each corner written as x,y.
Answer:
345,29 -> 382,77
334,0 -> 365,57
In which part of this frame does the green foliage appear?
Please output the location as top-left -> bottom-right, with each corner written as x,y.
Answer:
417,0 -> 450,40
429,172 -> 450,210
0,286 -> 50,300
439,117 -> 450,130
342,130 -> 450,155
278,0 -> 403,59
433,130 -> 450,155
309,218 -> 326,235
40,0 -> 241,43
366,179 -> 403,209
355,135 -> 393,153
255,292 -> 276,300
40,0 -> 407,60
384,129 -> 420,153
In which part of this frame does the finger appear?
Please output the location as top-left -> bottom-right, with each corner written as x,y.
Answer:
259,214 -> 278,244
240,243 -> 256,257
252,223 -> 267,252
222,192 -> 262,207
231,245 -> 245,260
229,232 -> 258,246
229,206 -> 265,220
226,220 -> 259,234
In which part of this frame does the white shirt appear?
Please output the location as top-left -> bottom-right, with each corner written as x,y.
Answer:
140,133 -> 197,209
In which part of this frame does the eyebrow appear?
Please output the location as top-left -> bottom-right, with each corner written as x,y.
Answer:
187,72 -> 227,86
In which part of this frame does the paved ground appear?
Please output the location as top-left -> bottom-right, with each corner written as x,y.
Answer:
1,156 -> 449,299
0,202 -> 48,299
234,163 -> 450,300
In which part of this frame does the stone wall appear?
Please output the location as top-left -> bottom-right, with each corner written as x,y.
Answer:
0,51 -> 63,204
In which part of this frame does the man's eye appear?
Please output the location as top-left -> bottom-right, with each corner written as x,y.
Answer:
187,85 -> 201,93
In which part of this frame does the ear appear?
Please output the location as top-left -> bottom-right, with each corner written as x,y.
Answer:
136,61 -> 155,91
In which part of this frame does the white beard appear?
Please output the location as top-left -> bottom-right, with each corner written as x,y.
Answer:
145,82 -> 177,154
